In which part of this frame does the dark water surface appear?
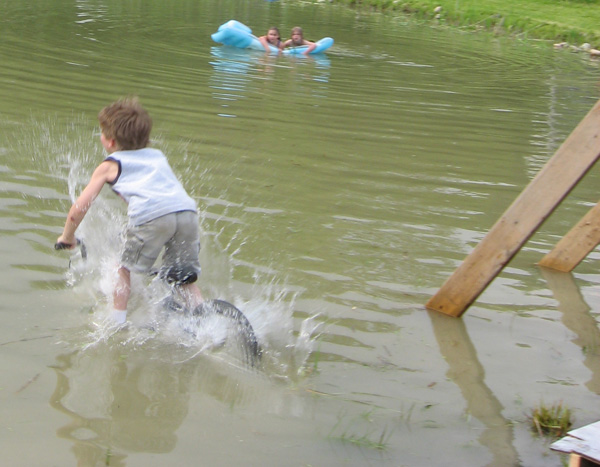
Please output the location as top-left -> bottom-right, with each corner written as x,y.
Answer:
1,0 -> 599,465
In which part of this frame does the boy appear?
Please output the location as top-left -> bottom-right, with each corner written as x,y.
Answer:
57,98 -> 203,324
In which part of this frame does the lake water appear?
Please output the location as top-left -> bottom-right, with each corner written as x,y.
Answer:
1,0 -> 599,465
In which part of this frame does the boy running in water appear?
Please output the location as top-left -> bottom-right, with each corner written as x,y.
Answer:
57,98 -> 203,324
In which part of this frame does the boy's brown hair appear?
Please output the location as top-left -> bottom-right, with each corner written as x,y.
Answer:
98,97 -> 152,150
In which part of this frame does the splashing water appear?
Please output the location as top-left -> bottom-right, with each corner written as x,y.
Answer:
39,120 -> 321,378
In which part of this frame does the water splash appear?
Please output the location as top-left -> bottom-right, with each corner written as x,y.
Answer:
35,125 -> 321,378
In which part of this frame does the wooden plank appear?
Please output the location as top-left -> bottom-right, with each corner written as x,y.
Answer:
570,454 -> 600,467
570,454 -> 583,467
426,100 -> 600,317
538,201 -> 600,272
552,421 -> 600,465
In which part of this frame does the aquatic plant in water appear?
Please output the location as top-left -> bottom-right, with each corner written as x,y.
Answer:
328,410 -> 393,450
530,401 -> 573,438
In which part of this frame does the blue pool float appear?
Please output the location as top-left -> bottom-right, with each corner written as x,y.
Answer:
211,20 -> 334,55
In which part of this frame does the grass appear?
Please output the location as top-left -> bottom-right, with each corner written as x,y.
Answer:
328,410 -> 393,450
330,0 -> 600,47
330,424 -> 392,450
530,401 -> 573,438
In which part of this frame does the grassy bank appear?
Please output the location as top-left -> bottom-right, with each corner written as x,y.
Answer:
331,0 -> 600,47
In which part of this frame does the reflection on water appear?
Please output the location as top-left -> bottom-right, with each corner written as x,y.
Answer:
540,267 -> 600,395
209,45 -> 331,118
50,323 -> 321,466
50,343 -> 258,465
429,310 -> 518,466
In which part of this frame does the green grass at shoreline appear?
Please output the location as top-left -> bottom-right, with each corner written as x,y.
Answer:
331,0 -> 600,47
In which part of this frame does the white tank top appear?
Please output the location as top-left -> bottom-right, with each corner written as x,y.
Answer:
107,148 -> 197,226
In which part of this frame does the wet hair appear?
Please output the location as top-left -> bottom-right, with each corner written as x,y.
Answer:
290,27 -> 304,44
98,97 -> 152,150
268,27 -> 280,39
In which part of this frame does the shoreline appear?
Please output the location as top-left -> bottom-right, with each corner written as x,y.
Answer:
329,0 -> 600,51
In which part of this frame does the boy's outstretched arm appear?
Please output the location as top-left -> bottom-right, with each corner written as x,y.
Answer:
57,160 -> 118,248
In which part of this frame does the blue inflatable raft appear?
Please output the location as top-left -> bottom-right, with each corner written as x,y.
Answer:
211,20 -> 334,55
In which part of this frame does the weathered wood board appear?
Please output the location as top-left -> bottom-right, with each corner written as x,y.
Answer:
551,421 -> 600,466
538,201 -> 600,272
426,100 -> 600,317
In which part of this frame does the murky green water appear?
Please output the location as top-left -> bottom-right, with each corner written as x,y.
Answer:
1,0 -> 599,465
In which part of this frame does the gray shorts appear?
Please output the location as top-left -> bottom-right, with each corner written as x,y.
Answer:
121,210 -> 201,276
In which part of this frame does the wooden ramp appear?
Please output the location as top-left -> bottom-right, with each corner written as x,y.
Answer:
426,99 -> 600,317
538,200 -> 600,272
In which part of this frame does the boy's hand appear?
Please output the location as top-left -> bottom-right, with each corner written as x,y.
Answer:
55,235 -> 77,250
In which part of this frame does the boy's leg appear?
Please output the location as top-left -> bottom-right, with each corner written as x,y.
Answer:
179,283 -> 204,309
110,266 -> 130,324
116,215 -> 176,322
114,266 -> 131,310
163,211 -> 203,310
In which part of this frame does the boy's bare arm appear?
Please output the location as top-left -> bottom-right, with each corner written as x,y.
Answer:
57,160 -> 118,246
